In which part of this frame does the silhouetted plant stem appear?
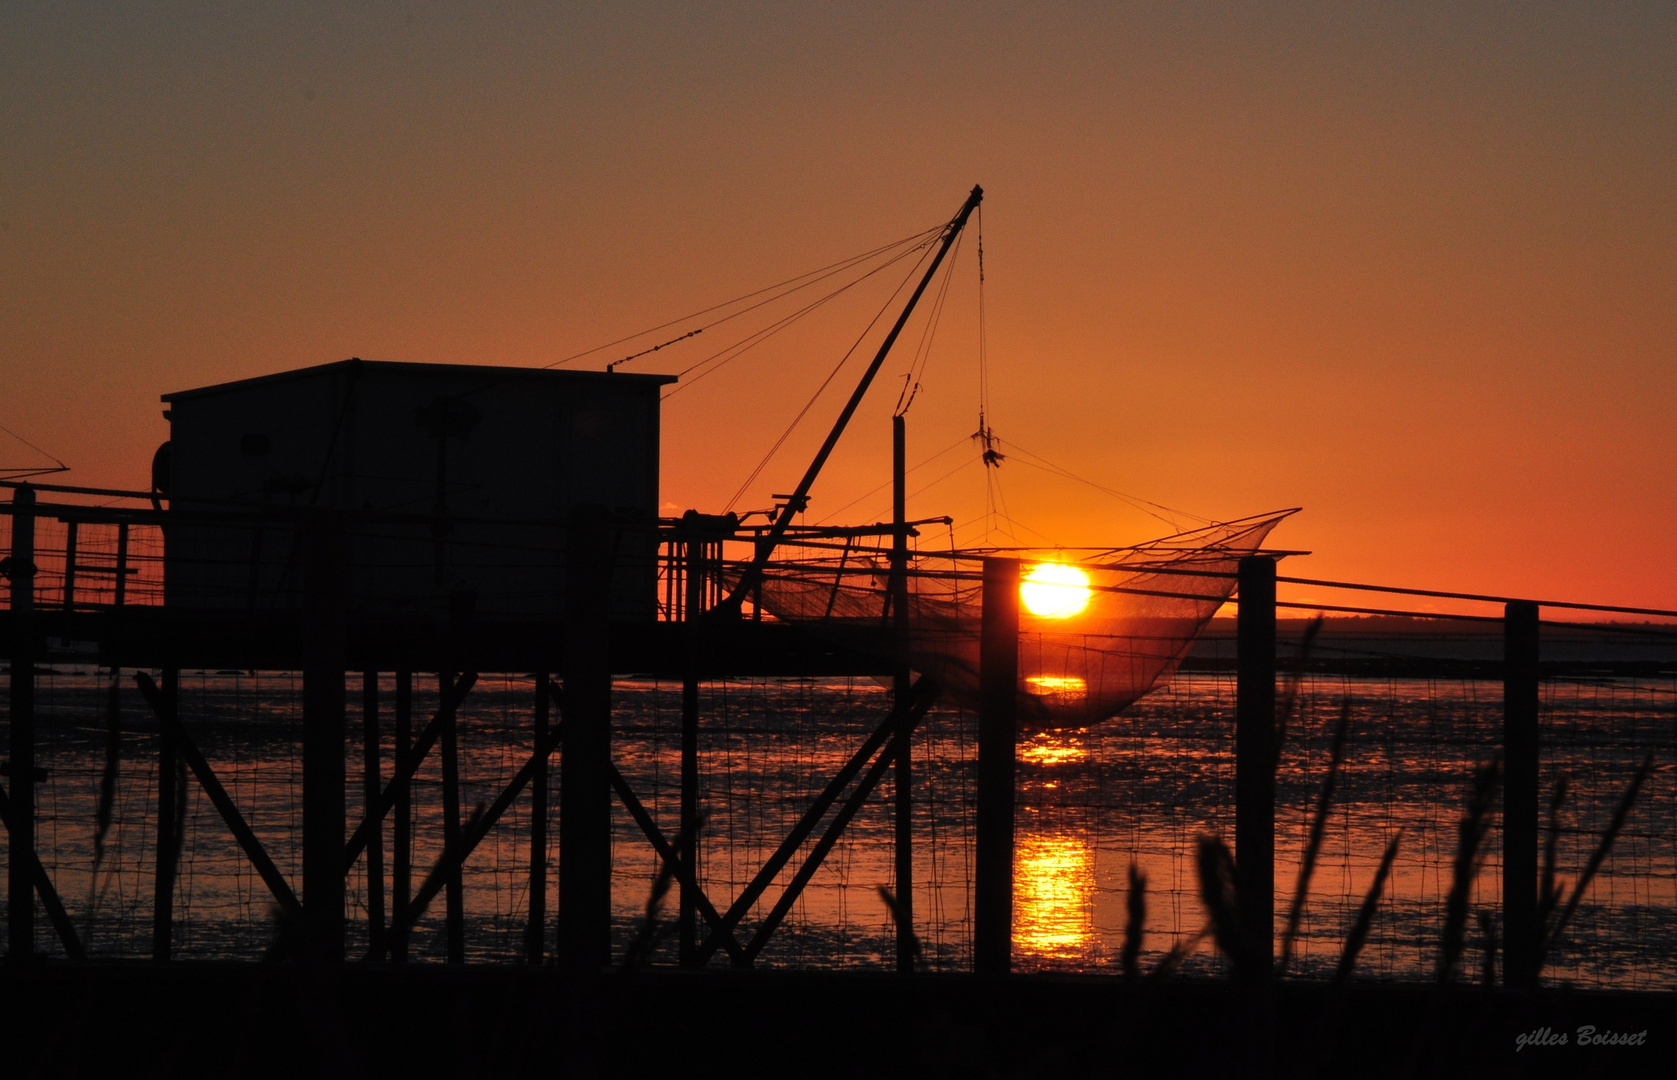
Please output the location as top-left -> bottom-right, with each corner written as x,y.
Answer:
1122,860 -> 1145,982
1536,753 -> 1653,975
1536,778 -> 1568,937
1270,614 -> 1324,775
1333,829 -> 1401,985
1280,698 -> 1350,974
1196,835 -> 1261,977
876,886 -> 923,968
1437,758 -> 1499,983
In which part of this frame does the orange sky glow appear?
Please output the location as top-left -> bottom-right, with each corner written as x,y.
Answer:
2,3 -> 1673,611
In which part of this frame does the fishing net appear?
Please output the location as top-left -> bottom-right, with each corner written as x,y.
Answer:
728,512 -> 1292,727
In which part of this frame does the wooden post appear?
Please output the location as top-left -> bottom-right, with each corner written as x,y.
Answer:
440,671 -> 465,964
114,521 -> 129,607
1504,599 -> 1540,988
975,556 -> 1018,975
391,670 -> 412,963
362,671 -> 385,959
679,535 -> 704,966
891,414 -> 914,972
559,507 -> 613,969
1236,555 -> 1277,980
61,520 -> 77,612
302,512 -> 346,961
7,486 -> 37,957
152,668 -> 178,961
526,672 -> 550,964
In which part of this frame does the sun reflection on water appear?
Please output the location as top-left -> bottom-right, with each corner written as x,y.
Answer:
1019,730 -> 1088,766
1013,834 -> 1095,959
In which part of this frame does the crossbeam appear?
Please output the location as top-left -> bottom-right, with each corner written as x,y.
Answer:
134,671 -> 302,918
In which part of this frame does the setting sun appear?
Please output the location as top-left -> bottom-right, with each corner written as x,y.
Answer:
1020,562 -> 1093,619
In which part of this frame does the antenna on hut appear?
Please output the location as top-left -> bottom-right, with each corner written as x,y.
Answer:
712,184 -> 984,619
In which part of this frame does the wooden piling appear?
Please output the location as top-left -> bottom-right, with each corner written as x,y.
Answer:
7,486 -> 37,957
61,520 -> 76,612
1236,555 -> 1277,980
302,512 -> 346,961
362,671 -> 385,959
891,414 -> 914,973
440,671 -> 465,964
559,508 -> 613,969
679,534 -> 704,966
975,556 -> 1018,976
1503,599 -> 1540,988
526,672 -> 550,964
391,670 -> 412,964
152,668 -> 178,961
114,521 -> 129,607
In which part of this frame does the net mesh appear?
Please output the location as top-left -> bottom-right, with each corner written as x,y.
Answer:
732,512 -> 1289,726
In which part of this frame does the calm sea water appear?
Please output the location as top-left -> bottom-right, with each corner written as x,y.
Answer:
3,668 -> 1673,988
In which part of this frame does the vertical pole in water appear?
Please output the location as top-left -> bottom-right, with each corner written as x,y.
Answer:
302,511 -> 346,961
526,672 -> 550,964
114,521 -> 129,608
679,533 -> 704,967
1236,556 -> 1277,980
1503,600 -> 1540,989
7,486 -> 37,958
975,556 -> 1019,976
560,507 -> 612,969
362,671 -> 385,959
891,415 -> 914,973
391,670 -> 412,964
152,668 -> 178,961
439,671 -> 464,963
61,520 -> 77,612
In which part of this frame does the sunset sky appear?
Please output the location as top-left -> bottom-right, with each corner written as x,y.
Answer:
3,3 -> 1673,610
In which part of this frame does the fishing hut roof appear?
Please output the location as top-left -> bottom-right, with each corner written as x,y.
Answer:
161,358 -> 676,402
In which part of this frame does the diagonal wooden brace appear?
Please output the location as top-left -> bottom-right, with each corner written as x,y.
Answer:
695,675 -> 938,964
376,715 -> 563,957
134,671 -> 302,918
607,763 -> 745,963
0,780 -> 85,961
742,682 -> 939,963
342,671 -> 478,874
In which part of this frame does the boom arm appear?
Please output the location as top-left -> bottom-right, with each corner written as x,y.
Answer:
716,184 -> 984,617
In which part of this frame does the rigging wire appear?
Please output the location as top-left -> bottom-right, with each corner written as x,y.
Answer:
721,241 -> 940,512
666,234 -> 937,398
0,422 -> 70,478
542,223 -> 942,374
994,438 -> 1210,530
970,205 -> 1012,542
813,434 -> 972,524
893,228 -> 965,417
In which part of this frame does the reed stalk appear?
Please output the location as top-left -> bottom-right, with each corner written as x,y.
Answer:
1436,758 -> 1498,983
1280,698 -> 1351,975
1122,860 -> 1145,982
1536,753 -> 1653,975
1196,835 -> 1258,976
1332,828 -> 1401,984
876,886 -> 923,967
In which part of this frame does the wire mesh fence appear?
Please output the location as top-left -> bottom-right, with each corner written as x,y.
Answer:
2,663 -> 1672,987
